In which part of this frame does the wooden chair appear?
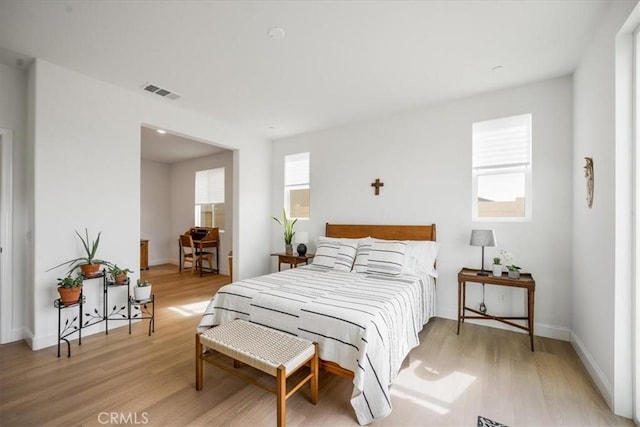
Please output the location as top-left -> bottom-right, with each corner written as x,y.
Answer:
180,234 -> 214,274
179,234 -> 199,274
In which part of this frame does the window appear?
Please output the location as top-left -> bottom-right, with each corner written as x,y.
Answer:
195,168 -> 225,230
472,114 -> 532,221
284,152 -> 310,219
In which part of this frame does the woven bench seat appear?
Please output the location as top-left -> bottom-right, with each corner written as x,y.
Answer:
196,320 -> 318,427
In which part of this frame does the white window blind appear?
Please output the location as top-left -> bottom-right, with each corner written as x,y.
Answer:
473,114 -> 531,169
195,168 -> 225,204
285,152 -> 309,186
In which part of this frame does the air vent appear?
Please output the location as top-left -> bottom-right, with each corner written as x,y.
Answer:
141,82 -> 181,100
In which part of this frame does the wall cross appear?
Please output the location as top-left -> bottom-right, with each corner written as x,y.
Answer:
371,178 -> 384,195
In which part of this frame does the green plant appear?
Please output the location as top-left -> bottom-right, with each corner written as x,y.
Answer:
493,257 -> 501,265
272,208 -> 297,245
47,228 -> 109,275
136,279 -> 151,287
57,274 -> 83,288
108,265 -> 133,276
506,265 -> 521,272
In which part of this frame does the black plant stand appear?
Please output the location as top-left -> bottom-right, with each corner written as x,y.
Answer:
53,270 -> 156,357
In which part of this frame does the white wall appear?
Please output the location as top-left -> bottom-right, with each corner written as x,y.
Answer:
27,59 -> 271,350
140,158 -> 172,265
169,150 -> 234,274
572,0 -> 638,418
0,63 -> 28,342
272,76 -> 574,340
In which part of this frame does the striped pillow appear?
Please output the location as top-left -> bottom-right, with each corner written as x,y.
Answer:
365,240 -> 408,276
312,240 -> 341,268
334,241 -> 359,271
313,240 -> 358,270
353,238 -> 373,273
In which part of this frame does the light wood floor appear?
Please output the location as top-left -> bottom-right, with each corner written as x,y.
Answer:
0,264 -> 632,426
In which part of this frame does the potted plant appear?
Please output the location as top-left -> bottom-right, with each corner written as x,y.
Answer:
56,274 -> 83,305
108,264 -> 133,285
47,228 -> 109,278
134,279 -> 152,301
507,265 -> 522,279
492,256 -> 502,277
272,208 -> 297,255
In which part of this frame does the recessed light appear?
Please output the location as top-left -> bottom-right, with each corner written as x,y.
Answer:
157,129 -> 167,134
267,26 -> 286,39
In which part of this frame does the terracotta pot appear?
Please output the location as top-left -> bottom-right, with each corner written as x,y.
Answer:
81,263 -> 101,278
58,286 -> 82,306
114,273 -> 128,284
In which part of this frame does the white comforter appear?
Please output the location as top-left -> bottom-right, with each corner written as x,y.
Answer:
197,265 -> 436,425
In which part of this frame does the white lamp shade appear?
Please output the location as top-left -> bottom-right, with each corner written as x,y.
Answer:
295,231 -> 309,244
469,229 -> 496,247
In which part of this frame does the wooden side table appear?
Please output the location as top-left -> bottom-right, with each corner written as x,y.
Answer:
457,267 -> 536,351
271,253 -> 315,271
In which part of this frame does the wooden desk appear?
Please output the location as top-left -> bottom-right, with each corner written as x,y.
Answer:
271,253 -> 314,271
457,268 -> 536,351
195,239 -> 219,276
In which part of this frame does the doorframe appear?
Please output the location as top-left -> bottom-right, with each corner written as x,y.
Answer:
0,128 -> 14,344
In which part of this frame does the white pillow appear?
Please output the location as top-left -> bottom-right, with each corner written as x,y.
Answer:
353,238 -> 373,273
365,240 -> 407,276
313,239 -> 359,270
402,240 -> 440,278
312,240 -> 341,268
333,241 -> 359,272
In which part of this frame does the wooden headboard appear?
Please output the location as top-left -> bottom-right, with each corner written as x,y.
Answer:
325,223 -> 436,241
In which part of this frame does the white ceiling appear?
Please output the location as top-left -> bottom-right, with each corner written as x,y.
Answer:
140,126 -> 225,164
0,0 -> 610,159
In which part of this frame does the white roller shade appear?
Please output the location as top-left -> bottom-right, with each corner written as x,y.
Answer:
285,152 -> 309,186
195,168 -> 225,204
473,114 -> 531,169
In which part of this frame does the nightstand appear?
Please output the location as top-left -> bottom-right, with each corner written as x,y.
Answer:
457,267 -> 536,351
271,253 -> 315,271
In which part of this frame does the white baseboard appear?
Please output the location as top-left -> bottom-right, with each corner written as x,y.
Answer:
10,326 -> 25,343
149,258 -> 229,276
149,258 -> 175,266
570,331 -> 614,410
28,320 -> 134,351
437,308 -> 571,341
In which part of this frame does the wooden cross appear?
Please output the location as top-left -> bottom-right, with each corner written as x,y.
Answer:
371,178 -> 384,195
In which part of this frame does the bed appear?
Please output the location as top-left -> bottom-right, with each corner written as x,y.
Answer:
197,223 -> 438,425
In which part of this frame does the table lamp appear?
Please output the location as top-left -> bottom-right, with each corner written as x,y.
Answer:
469,229 -> 496,276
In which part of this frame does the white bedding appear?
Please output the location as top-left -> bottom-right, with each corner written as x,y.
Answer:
197,264 -> 436,425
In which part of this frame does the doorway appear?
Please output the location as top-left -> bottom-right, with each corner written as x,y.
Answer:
0,128 -> 13,344
139,125 -> 233,277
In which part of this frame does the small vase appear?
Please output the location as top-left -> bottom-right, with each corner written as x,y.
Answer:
285,244 -> 293,255
508,270 -> 520,279
492,264 -> 503,277
297,243 -> 307,256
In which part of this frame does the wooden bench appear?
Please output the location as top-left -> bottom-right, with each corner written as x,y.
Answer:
195,320 -> 318,427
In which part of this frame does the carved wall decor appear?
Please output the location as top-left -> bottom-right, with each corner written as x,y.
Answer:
584,157 -> 594,209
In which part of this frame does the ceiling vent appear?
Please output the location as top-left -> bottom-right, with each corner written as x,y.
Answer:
141,82 -> 181,100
